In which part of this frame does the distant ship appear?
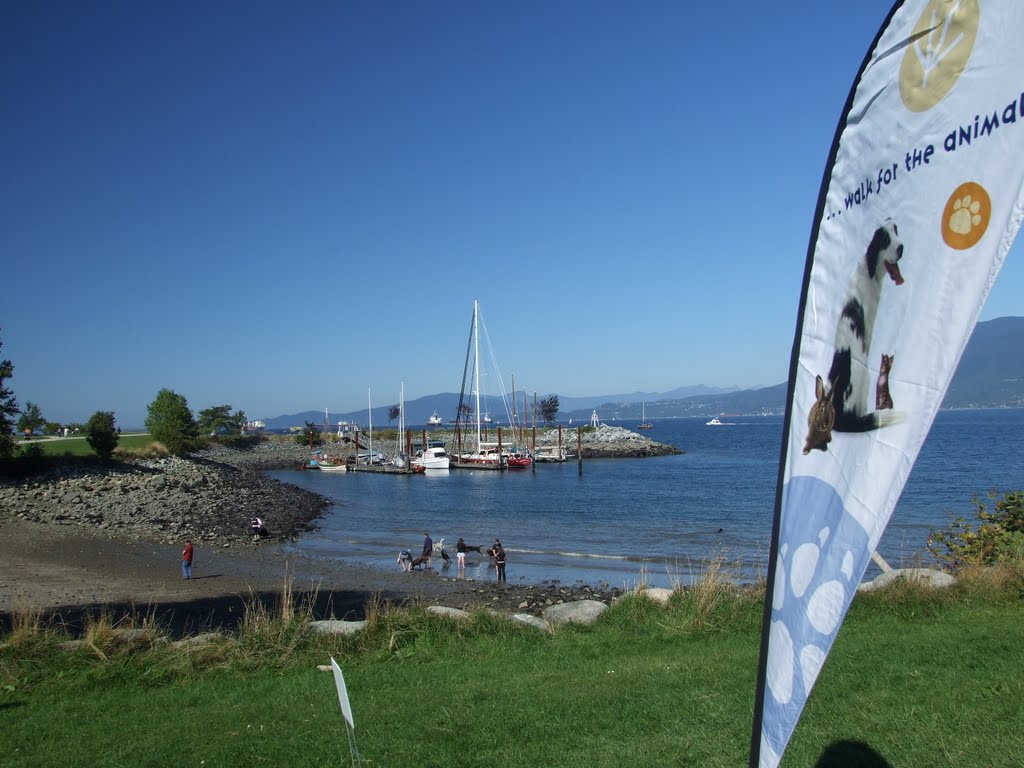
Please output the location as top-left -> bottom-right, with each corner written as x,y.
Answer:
427,411 -> 443,426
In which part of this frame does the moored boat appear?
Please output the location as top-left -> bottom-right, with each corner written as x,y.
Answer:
534,445 -> 568,463
411,445 -> 451,470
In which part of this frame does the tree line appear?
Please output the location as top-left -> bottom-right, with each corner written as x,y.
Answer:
1,331 -> 246,460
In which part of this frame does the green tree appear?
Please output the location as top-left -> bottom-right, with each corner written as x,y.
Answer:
144,389 -> 198,454
0,332 -> 16,458
197,404 -> 246,435
295,420 -> 319,447
86,411 -> 119,461
16,401 -> 46,436
539,395 -> 560,424
45,422 -> 62,436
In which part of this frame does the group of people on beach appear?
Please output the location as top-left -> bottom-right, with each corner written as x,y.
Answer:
397,532 -> 507,581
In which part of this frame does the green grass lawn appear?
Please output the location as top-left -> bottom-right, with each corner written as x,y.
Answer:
2,580 -> 1022,767
14,433 -> 153,457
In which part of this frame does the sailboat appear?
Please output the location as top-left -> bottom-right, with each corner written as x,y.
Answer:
427,410 -> 442,426
314,408 -> 348,471
452,300 -> 506,469
392,383 -> 409,469
638,401 -> 653,430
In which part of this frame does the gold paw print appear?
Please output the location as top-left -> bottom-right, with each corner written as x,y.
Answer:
942,182 -> 990,250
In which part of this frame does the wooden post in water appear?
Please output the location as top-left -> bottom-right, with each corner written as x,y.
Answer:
577,427 -> 583,476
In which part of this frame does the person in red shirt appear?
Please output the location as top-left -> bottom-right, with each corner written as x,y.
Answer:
182,540 -> 194,580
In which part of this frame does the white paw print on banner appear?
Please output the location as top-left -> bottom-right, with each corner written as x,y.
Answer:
762,476 -> 872,753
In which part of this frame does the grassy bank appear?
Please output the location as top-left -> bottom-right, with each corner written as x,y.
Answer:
2,568 -> 1022,767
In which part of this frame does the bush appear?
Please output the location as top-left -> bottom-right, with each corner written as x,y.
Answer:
86,411 -> 119,460
927,491 -> 1024,572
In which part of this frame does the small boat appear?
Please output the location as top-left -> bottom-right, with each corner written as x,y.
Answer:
534,445 -> 568,463
411,445 -> 451,471
706,415 -> 735,425
308,450 -> 345,470
318,460 -> 348,473
427,410 -> 443,426
638,401 -> 653,430
505,449 -> 533,469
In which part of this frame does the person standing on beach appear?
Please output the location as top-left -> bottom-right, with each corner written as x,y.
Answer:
182,540 -> 194,580
493,539 -> 507,582
456,537 -> 467,577
422,532 -> 433,568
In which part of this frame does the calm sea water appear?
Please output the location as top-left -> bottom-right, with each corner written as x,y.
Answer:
269,409 -> 1024,589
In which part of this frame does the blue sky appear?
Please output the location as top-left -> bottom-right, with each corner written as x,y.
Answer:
3,1 -> 1021,427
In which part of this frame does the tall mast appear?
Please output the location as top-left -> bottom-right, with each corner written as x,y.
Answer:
473,299 -> 481,450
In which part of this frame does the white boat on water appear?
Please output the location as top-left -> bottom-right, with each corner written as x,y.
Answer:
706,415 -> 735,425
411,445 -> 451,471
427,410 -> 443,426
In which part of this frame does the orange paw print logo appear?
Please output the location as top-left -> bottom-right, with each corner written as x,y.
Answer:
941,182 -> 990,250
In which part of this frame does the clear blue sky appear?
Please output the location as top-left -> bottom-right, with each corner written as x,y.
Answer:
3,1 -> 1021,427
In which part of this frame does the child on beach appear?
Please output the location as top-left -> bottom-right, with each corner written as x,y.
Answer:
397,548 -> 413,572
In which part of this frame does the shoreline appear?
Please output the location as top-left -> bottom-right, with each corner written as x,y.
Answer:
2,433 -> 682,634
0,517 -> 622,637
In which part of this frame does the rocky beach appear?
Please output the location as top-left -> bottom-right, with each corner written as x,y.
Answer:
0,427 -> 672,635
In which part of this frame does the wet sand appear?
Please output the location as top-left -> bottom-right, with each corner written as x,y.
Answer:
0,517 -> 603,637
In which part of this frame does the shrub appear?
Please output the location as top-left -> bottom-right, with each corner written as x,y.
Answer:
927,491 -> 1024,572
86,411 -> 119,460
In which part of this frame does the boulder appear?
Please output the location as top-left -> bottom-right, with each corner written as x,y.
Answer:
427,606 -> 470,620
309,619 -> 368,636
511,613 -> 552,633
637,586 -> 675,605
543,599 -> 608,627
857,568 -> 956,593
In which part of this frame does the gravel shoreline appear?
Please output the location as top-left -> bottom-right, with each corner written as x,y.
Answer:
1,432 -> 675,635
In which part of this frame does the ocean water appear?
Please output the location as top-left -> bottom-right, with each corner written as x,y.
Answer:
269,409 -> 1024,590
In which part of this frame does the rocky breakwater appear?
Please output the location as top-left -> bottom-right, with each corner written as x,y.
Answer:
0,454 -> 330,547
535,424 -> 682,458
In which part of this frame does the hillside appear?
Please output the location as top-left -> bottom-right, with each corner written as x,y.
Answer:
264,317 -> 1023,427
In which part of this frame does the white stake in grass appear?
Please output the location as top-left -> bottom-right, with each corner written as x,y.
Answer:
330,657 -> 360,766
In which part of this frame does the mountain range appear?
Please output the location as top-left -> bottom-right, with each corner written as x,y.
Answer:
263,316 -> 1024,429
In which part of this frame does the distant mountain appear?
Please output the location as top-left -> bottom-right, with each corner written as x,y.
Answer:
262,317 -> 1023,428
942,316 -> 1024,408
556,385 -> 739,413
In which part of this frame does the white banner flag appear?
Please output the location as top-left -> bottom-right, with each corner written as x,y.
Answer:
752,2 -> 1024,766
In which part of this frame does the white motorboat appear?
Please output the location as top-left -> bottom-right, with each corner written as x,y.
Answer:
411,445 -> 450,471
706,415 -> 735,425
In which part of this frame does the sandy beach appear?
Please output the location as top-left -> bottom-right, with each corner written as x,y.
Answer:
0,516 -> 618,636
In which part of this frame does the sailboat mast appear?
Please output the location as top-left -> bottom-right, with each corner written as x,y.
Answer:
473,299 -> 482,450
511,372 -> 517,440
